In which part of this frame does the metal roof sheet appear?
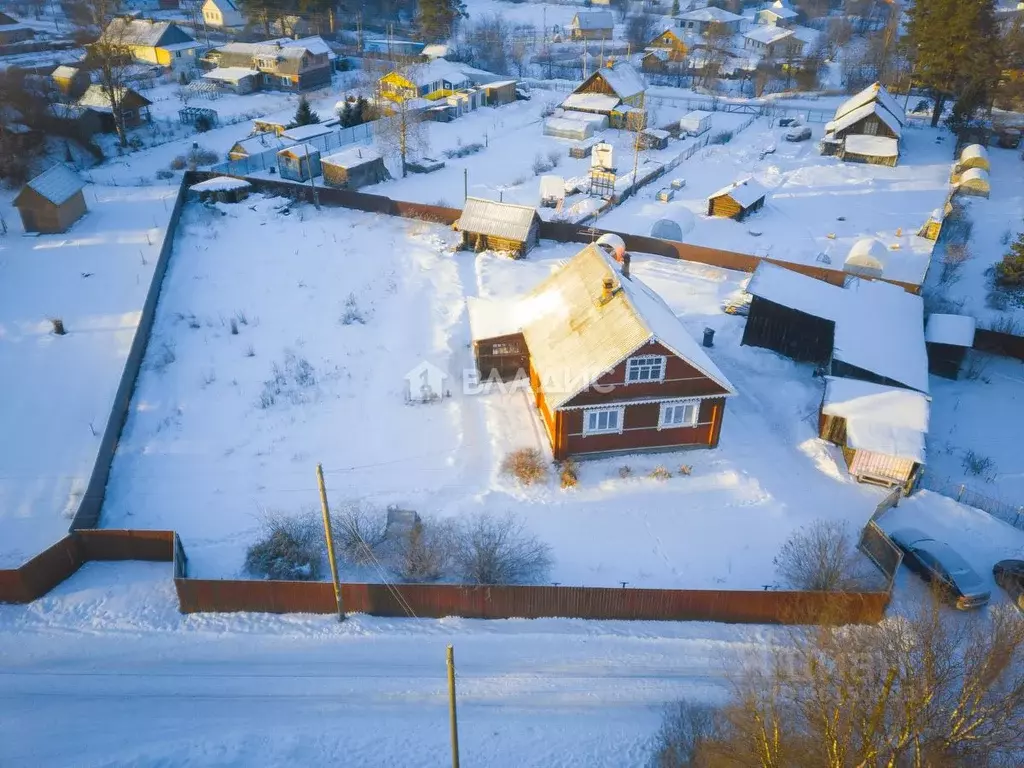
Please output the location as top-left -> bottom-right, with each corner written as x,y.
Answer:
16,163 -> 85,206
456,197 -> 538,242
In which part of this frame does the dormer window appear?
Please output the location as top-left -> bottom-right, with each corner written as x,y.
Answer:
626,355 -> 665,383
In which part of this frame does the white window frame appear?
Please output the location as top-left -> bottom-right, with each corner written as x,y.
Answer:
658,400 -> 699,430
582,406 -> 625,436
626,355 -> 666,384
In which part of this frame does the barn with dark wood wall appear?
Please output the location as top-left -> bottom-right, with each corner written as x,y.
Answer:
707,178 -> 767,221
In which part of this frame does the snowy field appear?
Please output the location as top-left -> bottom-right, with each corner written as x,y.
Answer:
0,184 -> 176,566
98,196 -> 905,586
596,118 -> 950,287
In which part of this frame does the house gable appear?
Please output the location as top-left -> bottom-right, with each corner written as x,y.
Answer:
154,23 -> 194,48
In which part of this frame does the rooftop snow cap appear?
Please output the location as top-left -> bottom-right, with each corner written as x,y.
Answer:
595,232 -> 626,262
845,238 -> 888,278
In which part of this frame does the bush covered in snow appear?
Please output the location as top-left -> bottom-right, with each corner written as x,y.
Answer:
244,513 -> 323,581
501,448 -> 548,485
394,517 -> 457,583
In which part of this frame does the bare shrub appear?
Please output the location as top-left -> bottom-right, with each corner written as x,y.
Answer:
340,293 -> 366,325
442,142 -> 484,159
546,149 -> 561,168
244,512 -> 322,581
532,152 -> 554,175
709,130 -> 733,145
501,447 -> 548,486
453,512 -> 553,585
169,155 -> 187,171
244,344 -> 256,357
155,168 -> 174,180
50,317 -> 66,335
187,145 -> 219,168
619,465 -> 633,478
394,517 -> 457,582
648,700 -> 722,768
559,459 -> 579,489
258,350 -> 317,408
773,519 -> 875,591
962,449 -> 995,477
331,502 -> 388,566
649,465 -> 673,481
678,464 -> 692,476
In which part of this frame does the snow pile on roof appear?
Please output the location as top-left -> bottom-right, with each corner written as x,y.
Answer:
744,26 -> 795,45
677,6 -> 744,22
594,62 -> 646,100
322,145 -> 383,168
457,197 -> 538,242
834,82 -> 906,126
746,263 -> 929,393
561,92 -> 621,112
540,175 -> 565,201
202,67 -> 259,83
232,132 -> 291,155
925,314 -> 976,347
189,176 -> 251,192
843,134 -> 899,157
572,10 -> 614,30
680,110 -> 712,132
16,163 -> 85,206
467,297 -> 525,341
822,377 -> 929,463
827,101 -> 902,139
709,177 -> 767,208
51,65 -> 81,80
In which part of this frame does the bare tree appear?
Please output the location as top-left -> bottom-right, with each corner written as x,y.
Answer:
648,701 -> 722,768
331,501 -> 389,566
458,13 -> 512,74
394,517 -> 457,582
374,81 -> 430,178
81,0 -> 137,148
453,512 -> 552,585
624,12 -> 659,53
698,21 -> 734,90
773,519 -> 876,591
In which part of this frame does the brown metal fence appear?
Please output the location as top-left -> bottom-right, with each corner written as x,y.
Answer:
974,328 -> 1024,361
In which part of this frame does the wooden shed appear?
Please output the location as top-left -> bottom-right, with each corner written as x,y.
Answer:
456,197 -> 541,258
819,376 -> 929,492
840,135 -> 899,167
956,168 -> 990,198
679,110 -> 712,137
321,146 -> 390,189
482,79 -> 517,106
276,143 -> 321,182
188,176 -> 251,203
924,314 -> 976,380
707,178 -> 767,221
76,85 -> 152,132
13,163 -> 87,234
51,65 -> 91,99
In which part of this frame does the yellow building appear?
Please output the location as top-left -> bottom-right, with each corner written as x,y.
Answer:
378,58 -> 474,103
95,18 -> 198,72
646,28 -> 688,61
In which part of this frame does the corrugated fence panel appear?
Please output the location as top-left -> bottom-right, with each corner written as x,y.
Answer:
0,536 -> 83,603
974,328 -> 1024,360
76,529 -> 176,561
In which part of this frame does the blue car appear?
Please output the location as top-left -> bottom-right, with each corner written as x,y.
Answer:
889,528 -> 990,610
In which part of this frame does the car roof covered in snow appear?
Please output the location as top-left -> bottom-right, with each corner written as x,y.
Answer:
708,177 -> 767,208
834,82 -> 906,126
14,163 -> 85,207
925,313 -> 976,347
457,197 -> 539,242
746,263 -> 929,393
822,376 -> 929,462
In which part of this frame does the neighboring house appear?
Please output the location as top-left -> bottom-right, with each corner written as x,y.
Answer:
321,146 -> 390,189
675,7 -> 744,35
211,36 -> 333,91
467,241 -> 736,460
757,0 -> 798,27
743,25 -> 799,58
0,11 -> 35,44
825,82 -> 905,143
924,314 -> 976,380
95,18 -> 198,72
228,131 -> 291,160
455,197 -> 541,258
818,376 -> 929,491
707,178 -> 767,220
646,28 -> 688,60
276,143 -> 321,181
378,58 -> 498,103
76,84 -> 152,132
570,11 -> 614,40
561,61 -> 647,129
201,0 -> 245,29
13,164 -> 87,234
51,65 -> 91,99
741,262 -> 930,394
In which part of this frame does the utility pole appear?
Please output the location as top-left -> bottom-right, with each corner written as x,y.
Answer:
447,645 -> 460,768
316,463 -> 344,621
463,168 -> 468,201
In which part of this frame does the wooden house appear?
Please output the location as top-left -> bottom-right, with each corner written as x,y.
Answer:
839,135 -> 899,167
743,26 -> 799,58
276,143 -> 321,181
76,85 -> 152,132
456,197 -> 541,258
202,67 -> 260,94
51,65 -> 91,99
13,164 -> 87,234
188,176 -> 251,203
321,146 -> 390,189
707,178 -> 767,220
211,37 -> 333,92
0,12 -> 35,44
757,0 -> 799,26
742,262 -> 930,394
569,11 -> 614,41
925,314 -> 976,380
376,58 -> 501,103
646,28 -> 688,61
229,131 -> 290,160
95,18 -> 198,73
825,82 -> 905,144
560,62 -> 647,130
819,376 -> 929,492
955,168 -> 990,198
675,7 -> 744,34
201,0 -> 246,29
637,128 -> 670,150
468,243 -> 736,460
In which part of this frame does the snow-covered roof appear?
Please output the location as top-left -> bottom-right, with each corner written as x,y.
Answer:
645,128 -> 671,139
189,176 -> 251,192
709,177 -> 767,208
677,6 -> 744,23
959,143 -> 989,164
540,175 -> 565,200
682,109 -> 712,120
278,142 -> 319,159
744,26 -> 796,45
422,43 -> 449,58
15,163 -> 85,206
218,36 -> 332,61
826,100 -> 903,139
402,58 -> 473,87
51,65 -> 81,79
515,245 -> 735,409
843,135 -> 899,157
593,61 -> 646,100
762,5 -> 798,19
834,83 -> 906,126
281,123 -> 335,142
572,10 -> 614,30
822,377 -> 929,463
77,84 -> 151,113
746,263 -> 929,393
457,197 -> 538,242
561,92 -> 620,112
232,132 -> 291,155
925,314 -> 976,347
467,297 -> 525,341
100,18 -> 194,47
202,66 -> 259,83
321,145 -> 383,168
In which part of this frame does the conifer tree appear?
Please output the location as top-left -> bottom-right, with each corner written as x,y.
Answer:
417,0 -> 467,43
292,95 -> 320,127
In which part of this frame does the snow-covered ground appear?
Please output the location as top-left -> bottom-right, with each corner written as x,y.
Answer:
97,196 -> 901,586
0,184 -> 176,566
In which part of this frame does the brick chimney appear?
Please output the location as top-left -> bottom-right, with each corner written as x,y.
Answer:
601,276 -> 616,304
621,251 -> 631,279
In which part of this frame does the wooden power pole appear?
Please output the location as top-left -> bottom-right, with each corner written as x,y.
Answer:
316,463 -> 344,622
447,645 -> 460,768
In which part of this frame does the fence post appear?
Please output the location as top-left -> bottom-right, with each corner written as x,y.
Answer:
957,484 -> 965,502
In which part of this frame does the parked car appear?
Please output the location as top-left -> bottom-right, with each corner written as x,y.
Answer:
889,528 -> 990,610
777,117 -> 799,127
785,126 -> 812,142
993,559 -> 1024,610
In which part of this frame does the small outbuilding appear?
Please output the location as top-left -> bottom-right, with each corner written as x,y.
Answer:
707,178 -> 767,220
276,143 -> 321,182
924,314 -> 976,380
456,197 -> 541,258
543,116 -> 596,141
956,167 -> 990,198
202,67 -> 259,94
819,376 -> 929,492
51,65 -> 91,99
637,128 -> 670,150
76,85 -> 152,132
229,131 -> 290,160
482,79 -> 517,106
679,110 -> 712,137
13,163 -> 87,234
321,146 -> 390,189
840,135 -> 899,167
188,176 -> 251,203
957,143 -> 990,172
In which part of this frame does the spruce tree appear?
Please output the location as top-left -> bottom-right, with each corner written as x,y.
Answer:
338,100 -> 353,128
417,0 -> 467,43
996,229 -> 1024,286
672,0 -> 680,17
356,96 -> 369,125
906,0 -> 1000,127
292,95 -> 320,127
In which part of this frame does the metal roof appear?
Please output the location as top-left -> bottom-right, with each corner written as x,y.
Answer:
827,100 -> 903,139
677,7 -> 743,22
834,82 -> 906,126
572,11 -> 614,29
456,197 -> 538,242
322,145 -> 383,168
595,61 -> 646,100
708,177 -> 767,208
15,163 -> 85,207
